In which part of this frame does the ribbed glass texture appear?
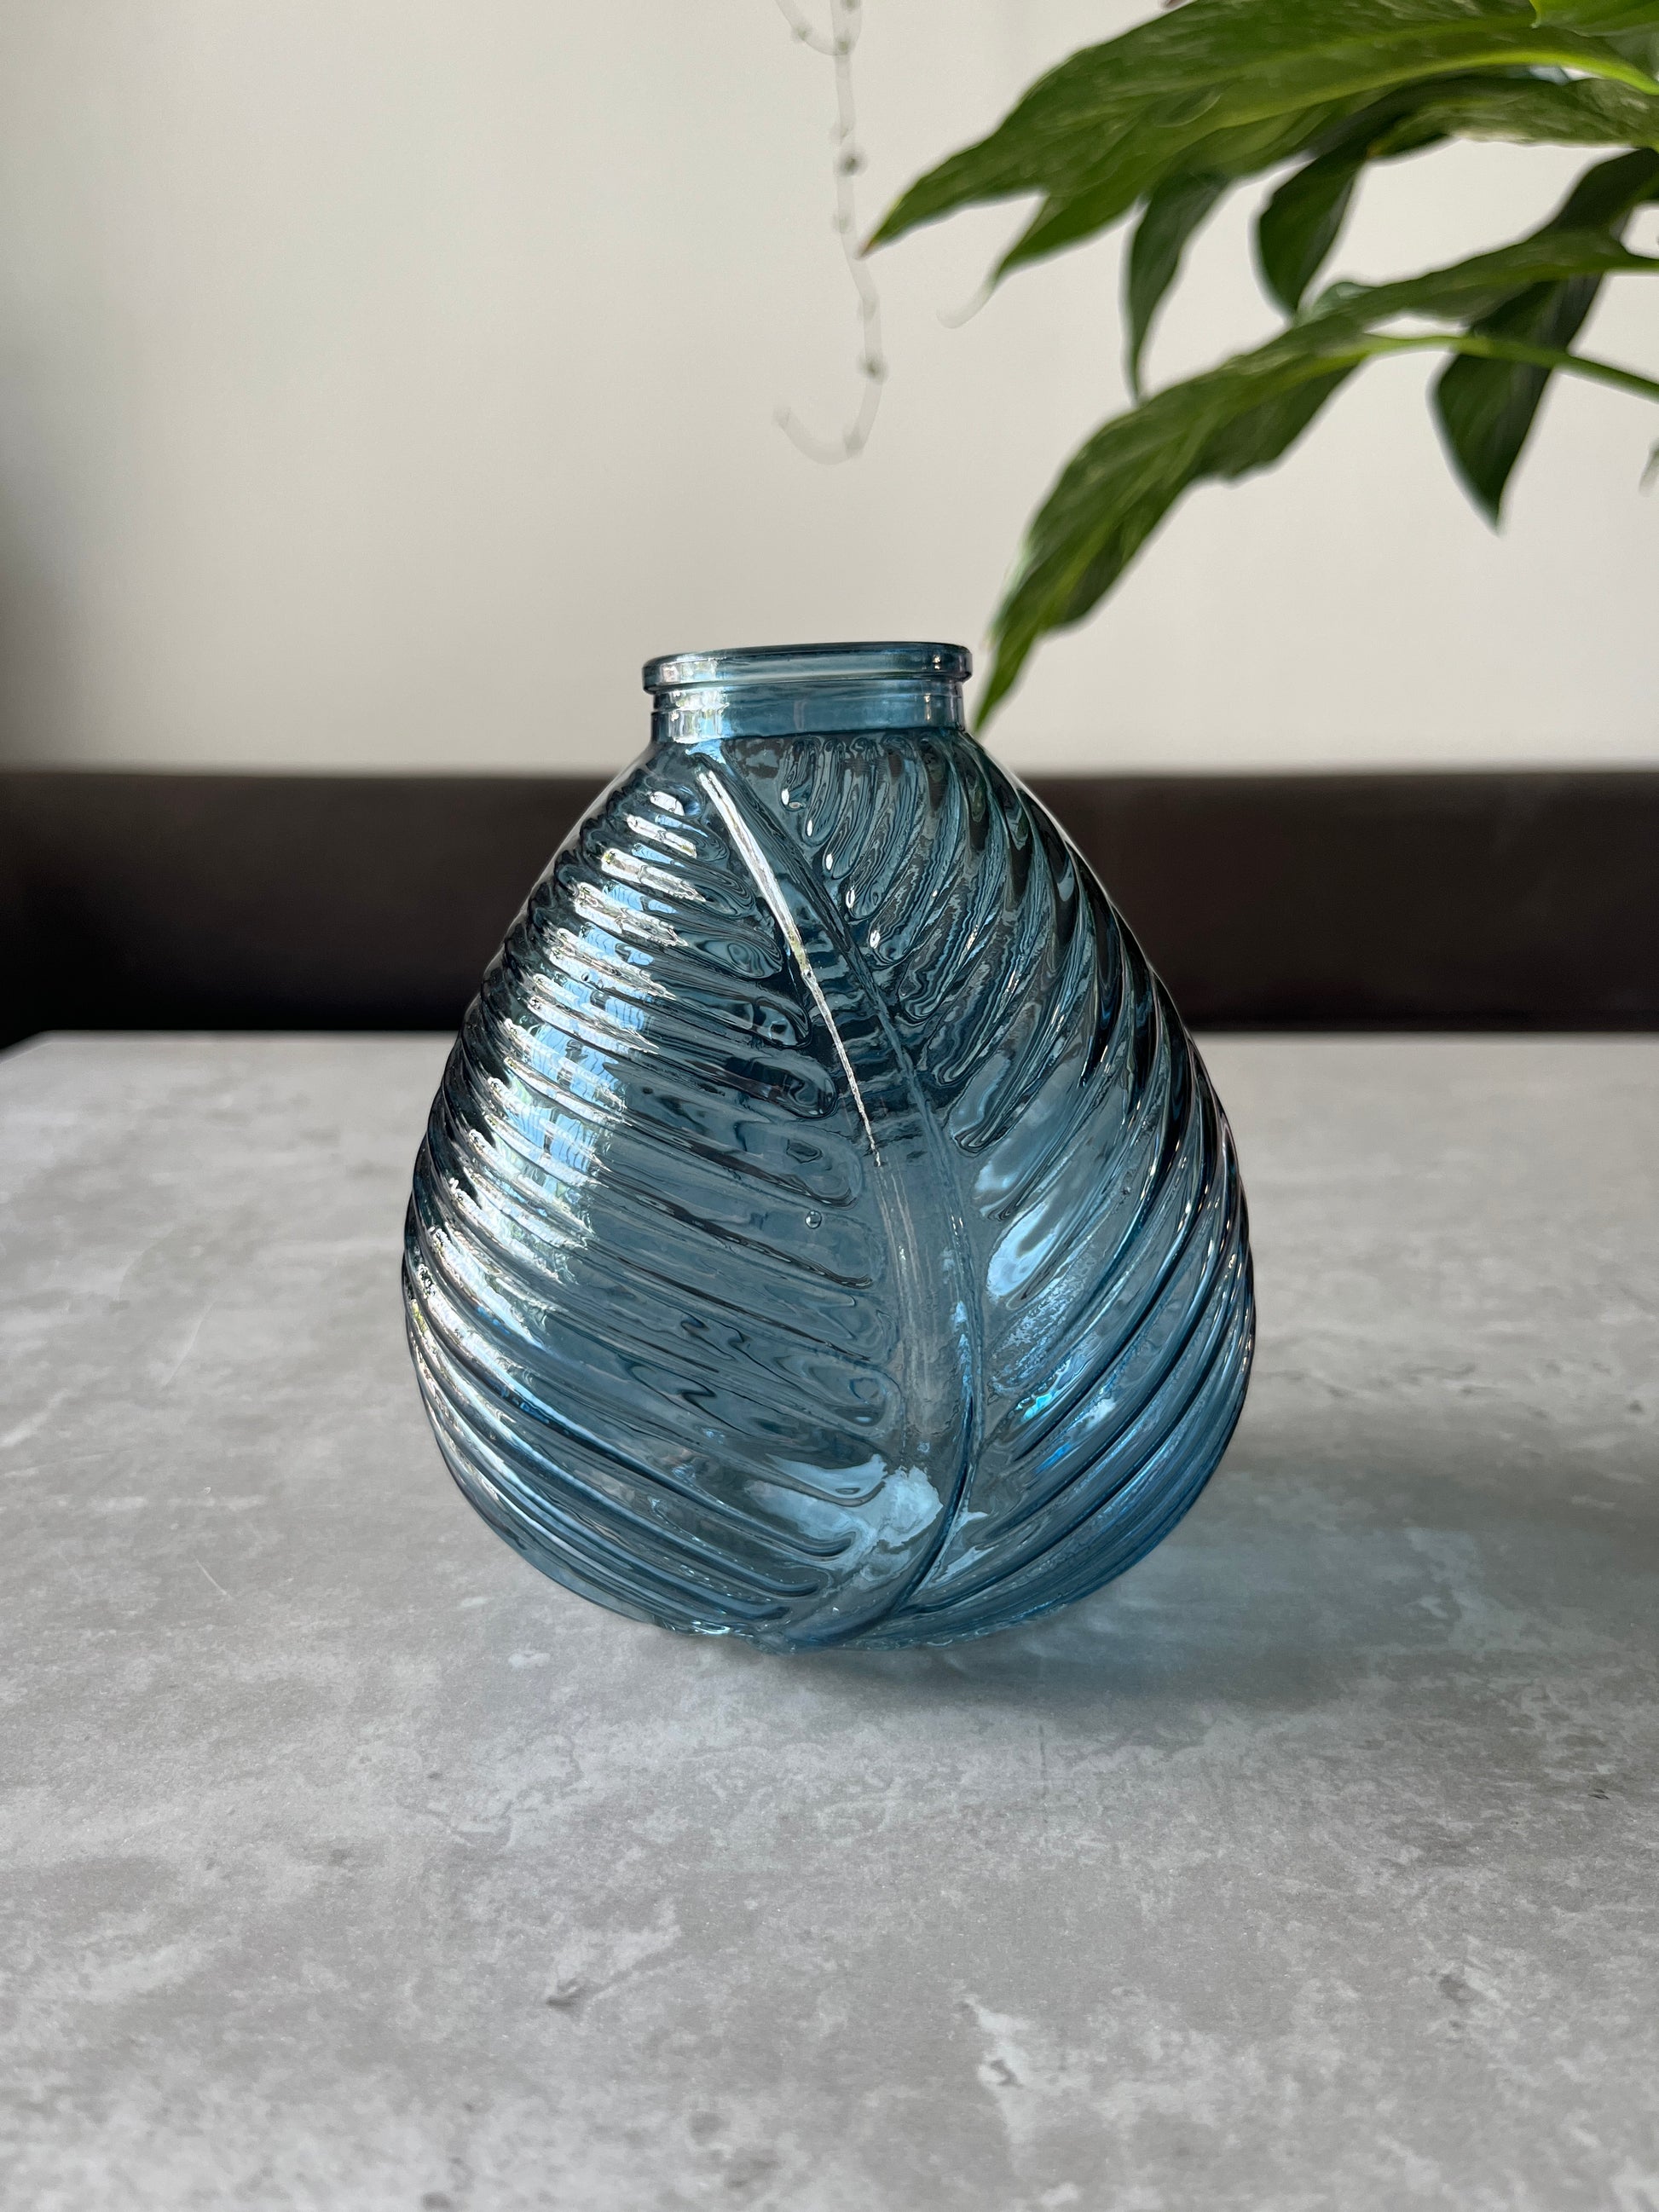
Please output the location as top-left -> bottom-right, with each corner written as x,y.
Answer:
404,643 -> 1254,1650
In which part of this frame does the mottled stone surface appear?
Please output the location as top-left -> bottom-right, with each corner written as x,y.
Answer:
2,1032 -> 1656,2212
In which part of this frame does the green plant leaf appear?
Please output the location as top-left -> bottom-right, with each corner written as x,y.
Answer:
1257,140 -> 1393,312
1126,173 -> 1229,395
1373,66 -> 1659,141
868,0 -> 1659,280
1256,127 -> 1433,314
1598,23 -> 1659,78
1120,95 -> 1448,391
1534,0 -> 1659,30
1118,69 -> 1632,391
1302,226 -> 1657,324
992,100 -> 1361,276
1113,60 -> 1659,393
1433,146 -> 1659,515
1257,72 -> 1659,310
980,228 -> 1659,717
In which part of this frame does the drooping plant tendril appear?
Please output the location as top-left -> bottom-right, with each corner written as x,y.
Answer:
774,0 -> 887,463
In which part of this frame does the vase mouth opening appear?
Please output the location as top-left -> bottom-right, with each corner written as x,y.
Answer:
644,640 -> 971,692
642,640 -> 973,742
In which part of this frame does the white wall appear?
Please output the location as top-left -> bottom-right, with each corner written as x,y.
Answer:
0,0 -> 1653,776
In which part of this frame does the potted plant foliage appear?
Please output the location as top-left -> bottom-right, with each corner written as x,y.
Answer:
866,0 -> 1659,714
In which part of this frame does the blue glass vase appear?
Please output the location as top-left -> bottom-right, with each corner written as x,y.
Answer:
404,642 -> 1253,1650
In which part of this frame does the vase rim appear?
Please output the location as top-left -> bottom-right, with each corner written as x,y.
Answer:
642,640 -> 972,693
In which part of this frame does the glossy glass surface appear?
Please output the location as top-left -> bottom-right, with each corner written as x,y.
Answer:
403,642 -> 1254,1649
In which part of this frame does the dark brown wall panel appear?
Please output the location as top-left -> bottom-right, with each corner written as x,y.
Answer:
3,767 -> 1656,1043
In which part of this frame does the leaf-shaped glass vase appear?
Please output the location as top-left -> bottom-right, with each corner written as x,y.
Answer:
404,642 -> 1254,1651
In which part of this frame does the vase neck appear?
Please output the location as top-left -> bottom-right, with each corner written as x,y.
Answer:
643,640 -> 970,744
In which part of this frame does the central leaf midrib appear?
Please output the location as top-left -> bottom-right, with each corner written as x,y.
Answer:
700,752 -> 987,1630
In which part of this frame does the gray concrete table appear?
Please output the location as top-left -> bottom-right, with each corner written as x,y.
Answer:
3,1033 -> 1656,2212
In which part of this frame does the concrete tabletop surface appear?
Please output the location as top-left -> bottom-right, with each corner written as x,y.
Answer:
2,1031 -> 1656,2212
